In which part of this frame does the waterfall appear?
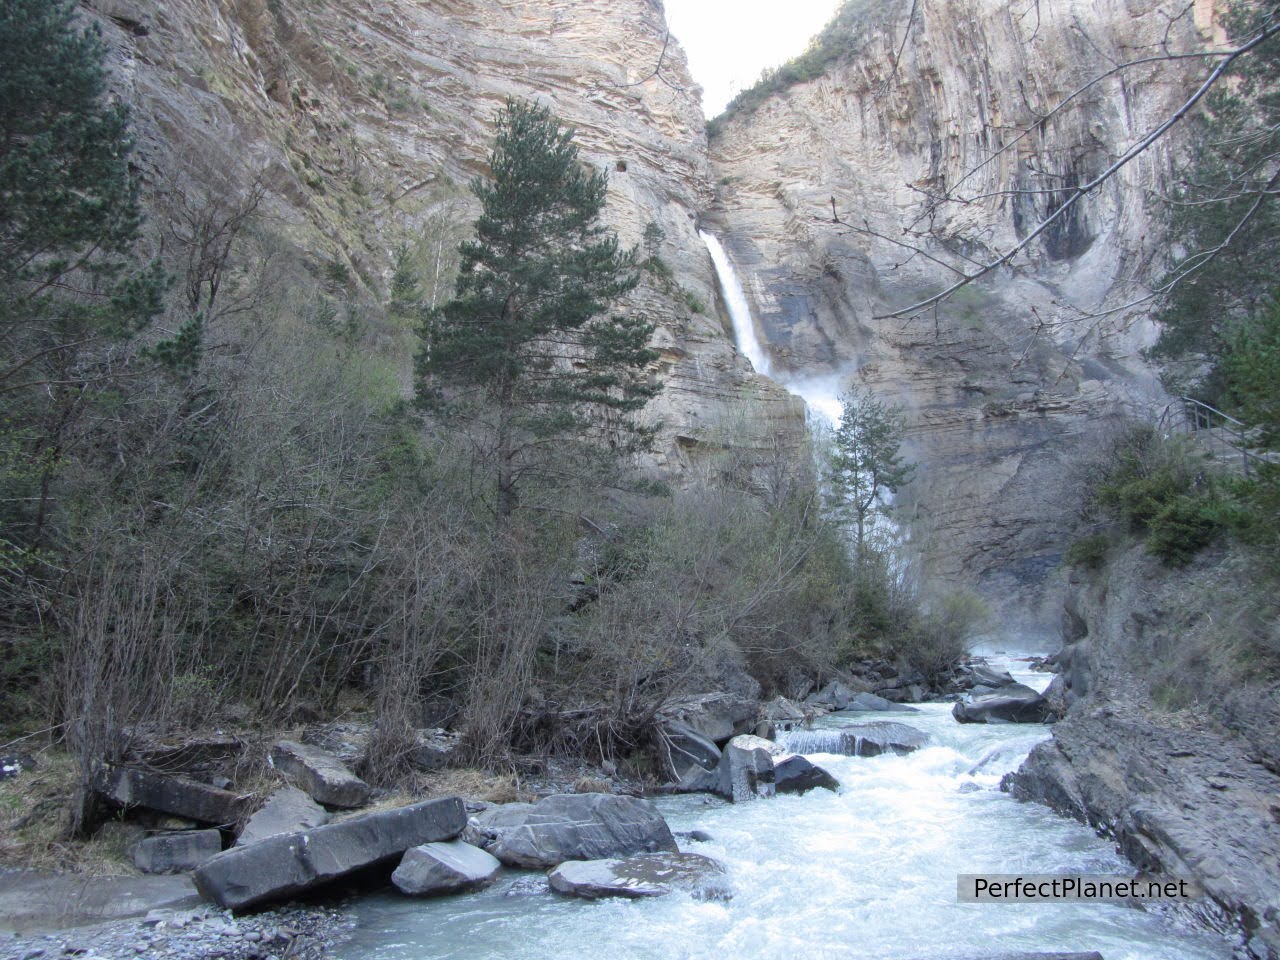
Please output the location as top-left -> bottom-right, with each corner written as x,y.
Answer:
699,230 -> 844,427
699,230 -> 772,377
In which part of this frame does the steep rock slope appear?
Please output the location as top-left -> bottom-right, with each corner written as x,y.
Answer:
708,0 -> 1218,618
83,0 -> 805,472
1007,543 -> 1280,959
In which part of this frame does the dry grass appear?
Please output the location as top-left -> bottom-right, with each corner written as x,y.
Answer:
0,750 -> 139,876
412,767 -> 533,805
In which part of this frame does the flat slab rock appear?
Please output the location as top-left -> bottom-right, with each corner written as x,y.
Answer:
235,786 -> 330,847
132,829 -> 223,874
465,793 -> 677,870
193,797 -> 466,910
95,766 -> 247,826
391,839 -> 501,896
0,871 -> 201,933
270,740 -> 371,809
548,851 -> 728,900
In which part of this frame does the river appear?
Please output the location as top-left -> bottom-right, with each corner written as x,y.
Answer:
334,654 -> 1231,960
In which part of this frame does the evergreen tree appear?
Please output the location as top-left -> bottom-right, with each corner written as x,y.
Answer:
417,98 -> 658,516
827,388 -> 914,551
0,0 -> 165,547
1152,0 -> 1280,392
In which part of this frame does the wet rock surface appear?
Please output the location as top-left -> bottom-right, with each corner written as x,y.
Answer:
1005,706 -> 1280,960
547,851 -> 728,901
716,735 -> 776,803
952,683 -> 1054,724
391,840 -> 501,897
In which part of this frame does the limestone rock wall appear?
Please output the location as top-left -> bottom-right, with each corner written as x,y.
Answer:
82,0 -> 805,474
707,0 -> 1217,622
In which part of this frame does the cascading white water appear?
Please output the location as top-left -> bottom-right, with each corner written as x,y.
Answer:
699,230 -> 850,427
334,656 -> 1231,960
700,231 -> 773,378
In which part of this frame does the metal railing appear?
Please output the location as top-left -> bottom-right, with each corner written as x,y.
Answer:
1161,396 -> 1273,476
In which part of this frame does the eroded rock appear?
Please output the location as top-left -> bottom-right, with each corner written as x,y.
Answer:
465,794 -> 677,870
269,740 -> 370,809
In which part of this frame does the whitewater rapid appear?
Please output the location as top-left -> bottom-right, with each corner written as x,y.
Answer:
334,655 -> 1230,960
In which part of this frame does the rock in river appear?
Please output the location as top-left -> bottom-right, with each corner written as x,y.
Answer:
465,793 -> 677,870
548,851 -> 728,900
391,839 -> 501,896
193,797 -> 466,909
952,683 -> 1054,724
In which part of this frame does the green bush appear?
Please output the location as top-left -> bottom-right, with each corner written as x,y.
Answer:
1064,533 -> 1110,569
1093,428 -> 1230,564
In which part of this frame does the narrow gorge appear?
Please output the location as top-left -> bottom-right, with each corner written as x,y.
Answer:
1,1 -> 1277,959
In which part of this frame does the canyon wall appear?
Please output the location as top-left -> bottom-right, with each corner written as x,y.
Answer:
82,0 -> 805,475
708,0 -> 1217,624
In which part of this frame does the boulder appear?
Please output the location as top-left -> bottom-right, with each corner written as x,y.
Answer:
656,693 -> 759,744
960,663 -> 1017,689
131,829 -> 223,874
465,793 -> 677,870
95,766 -> 247,826
235,786 -> 330,847
804,679 -> 863,711
777,721 -> 928,757
193,797 -> 466,909
269,740 -> 371,809
548,851 -> 728,901
761,696 -> 807,730
838,692 -> 920,713
659,720 -> 722,782
952,683 -> 1054,724
773,754 -> 840,795
717,734 -> 776,802
391,839 -> 501,896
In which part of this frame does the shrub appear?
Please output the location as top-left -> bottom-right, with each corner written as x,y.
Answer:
1064,533 -> 1110,569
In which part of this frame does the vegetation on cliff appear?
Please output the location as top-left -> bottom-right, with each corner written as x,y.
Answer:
0,8 -> 968,849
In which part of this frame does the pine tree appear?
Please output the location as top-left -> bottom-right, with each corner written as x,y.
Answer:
827,388 -> 915,551
0,0 -> 165,547
416,98 -> 659,516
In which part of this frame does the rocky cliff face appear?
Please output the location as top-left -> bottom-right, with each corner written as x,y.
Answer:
707,0 -> 1219,620
1006,542 -> 1280,959
83,0 -> 805,474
